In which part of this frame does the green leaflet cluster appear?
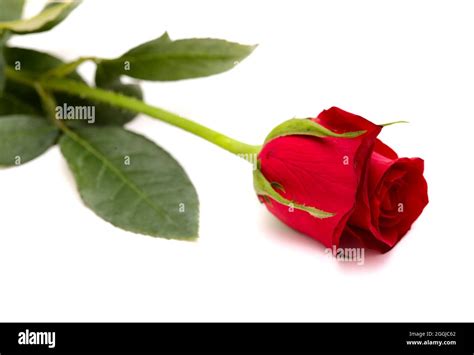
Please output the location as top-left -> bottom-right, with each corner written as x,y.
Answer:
0,0 -> 255,240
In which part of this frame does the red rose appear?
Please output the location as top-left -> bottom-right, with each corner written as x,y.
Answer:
256,107 -> 428,252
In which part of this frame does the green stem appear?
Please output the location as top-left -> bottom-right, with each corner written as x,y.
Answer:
44,77 -> 261,155
5,67 -> 261,156
4,66 -> 33,86
43,56 -> 101,78
34,84 -> 59,124
33,82 -> 74,137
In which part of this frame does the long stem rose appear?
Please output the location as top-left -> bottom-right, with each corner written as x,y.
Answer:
1,1 -> 428,249
5,68 -> 428,253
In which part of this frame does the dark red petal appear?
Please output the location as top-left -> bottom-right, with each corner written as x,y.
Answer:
347,153 -> 428,251
374,139 -> 398,160
315,107 -> 378,134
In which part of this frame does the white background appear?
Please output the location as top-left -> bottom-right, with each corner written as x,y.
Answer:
1,0 -> 473,321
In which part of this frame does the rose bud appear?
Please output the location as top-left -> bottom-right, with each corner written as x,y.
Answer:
254,107 -> 428,253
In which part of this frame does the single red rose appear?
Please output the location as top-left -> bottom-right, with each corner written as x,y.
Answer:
257,107 -> 428,252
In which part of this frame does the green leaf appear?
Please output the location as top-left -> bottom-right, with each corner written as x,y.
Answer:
3,46 -> 138,126
98,32 -> 256,81
0,0 -> 24,49
0,0 -> 25,22
60,126 -> 199,239
0,32 -> 6,93
3,46 -> 86,111
264,118 -> 367,143
0,92 -> 38,115
253,169 -> 334,219
95,58 -> 123,87
0,114 -> 59,166
4,47 -> 83,80
0,0 -> 80,34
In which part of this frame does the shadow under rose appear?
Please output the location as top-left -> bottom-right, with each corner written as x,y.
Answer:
259,209 -> 392,271
259,209 -> 329,254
